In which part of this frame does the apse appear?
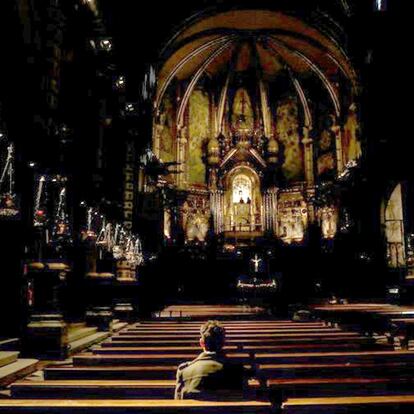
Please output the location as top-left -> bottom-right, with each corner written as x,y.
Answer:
152,9 -> 362,246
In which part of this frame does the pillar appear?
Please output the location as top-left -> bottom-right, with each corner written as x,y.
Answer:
332,122 -> 344,174
176,127 -> 188,189
264,188 -> 278,235
302,126 -> 315,186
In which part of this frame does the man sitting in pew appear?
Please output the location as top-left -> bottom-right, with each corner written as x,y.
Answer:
175,320 -> 248,400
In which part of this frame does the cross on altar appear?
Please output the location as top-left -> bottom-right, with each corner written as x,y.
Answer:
251,254 -> 262,273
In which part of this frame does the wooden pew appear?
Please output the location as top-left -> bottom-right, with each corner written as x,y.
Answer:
105,335 -> 379,346
93,345 -> 241,354
259,361 -> 414,378
113,332 -> 357,340
282,395 -> 414,413
123,328 -> 337,335
72,353 -> 251,366
254,350 -> 414,364
10,379 -> 261,399
93,343 -> 363,355
44,366 -> 181,380
130,322 -> 326,331
266,377 -> 414,397
0,399 -> 271,413
127,323 -> 327,330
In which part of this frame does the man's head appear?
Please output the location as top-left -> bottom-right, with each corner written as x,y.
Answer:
200,320 -> 226,352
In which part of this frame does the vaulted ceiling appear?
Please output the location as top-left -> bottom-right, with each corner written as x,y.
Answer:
155,9 -> 358,125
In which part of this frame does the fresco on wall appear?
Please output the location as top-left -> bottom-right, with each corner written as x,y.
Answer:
188,89 -> 209,184
275,98 -> 303,181
316,117 -> 336,179
343,103 -> 362,165
157,95 -> 175,163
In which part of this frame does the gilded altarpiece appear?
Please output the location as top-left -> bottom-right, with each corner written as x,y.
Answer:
223,167 -> 263,233
277,191 -> 308,244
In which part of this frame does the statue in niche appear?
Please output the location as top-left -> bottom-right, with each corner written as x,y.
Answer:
319,207 -> 338,239
232,175 -> 253,231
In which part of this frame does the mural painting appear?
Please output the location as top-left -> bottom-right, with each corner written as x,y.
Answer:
157,94 -> 175,163
275,97 -> 303,181
316,116 -> 337,179
188,89 -> 210,184
343,103 -> 362,165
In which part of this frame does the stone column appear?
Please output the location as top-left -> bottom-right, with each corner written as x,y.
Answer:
264,188 -> 278,235
332,122 -> 344,174
210,189 -> 224,234
176,127 -> 188,189
302,126 -> 315,186
25,262 -> 70,358
153,113 -> 161,159
270,188 -> 278,235
306,186 -> 316,223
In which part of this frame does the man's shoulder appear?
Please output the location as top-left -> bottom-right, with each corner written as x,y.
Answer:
177,360 -> 191,371
177,355 -> 203,372
177,353 -> 220,373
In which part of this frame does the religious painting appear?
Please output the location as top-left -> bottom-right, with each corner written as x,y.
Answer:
275,98 -> 304,181
156,94 -> 175,163
317,152 -> 336,177
182,194 -> 210,242
188,89 -> 209,184
316,121 -> 336,179
277,191 -> 308,244
384,183 -> 406,268
343,103 -> 362,166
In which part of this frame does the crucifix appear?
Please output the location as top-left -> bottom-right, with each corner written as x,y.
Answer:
251,254 -> 262,273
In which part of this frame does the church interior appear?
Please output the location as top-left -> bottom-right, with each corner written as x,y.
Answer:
0,0 -> 414,412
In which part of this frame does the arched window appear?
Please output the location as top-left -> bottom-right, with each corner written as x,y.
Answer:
384,183 -> 405,268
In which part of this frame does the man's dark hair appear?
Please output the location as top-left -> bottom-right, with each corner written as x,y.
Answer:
200,320 -> 226,352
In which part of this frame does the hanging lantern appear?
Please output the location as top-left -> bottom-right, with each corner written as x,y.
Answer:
51,183 -> 71,242
0,143 -> 19,219
33,175 -> 48,227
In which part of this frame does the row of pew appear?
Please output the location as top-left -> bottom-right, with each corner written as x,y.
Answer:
1,309 -> 414,413
311,302 -> 414,349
